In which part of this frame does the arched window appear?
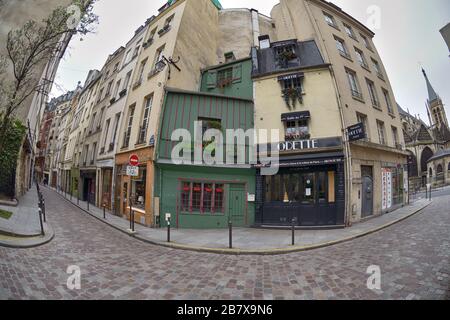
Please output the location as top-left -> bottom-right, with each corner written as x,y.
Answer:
448,162 -> 450,171
437,164 -> 443,174
429,167 -> 433,177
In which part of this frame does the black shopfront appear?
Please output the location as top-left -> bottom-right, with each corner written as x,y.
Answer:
255,138 -> 346,227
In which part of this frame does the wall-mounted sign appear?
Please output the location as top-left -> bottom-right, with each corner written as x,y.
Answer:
277,73 -> 304,82
347,123 -> 366,142
129,154 -> 139,166
281,111 -> 311,122
247,193 -> 255,202
277,137 -> 342,152
126,166 -> 139,177
382,168 -> 392,210
149,135 -> 155,147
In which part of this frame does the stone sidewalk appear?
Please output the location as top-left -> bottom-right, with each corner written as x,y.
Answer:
49,186 -> 432,255
0,185 -> 54,248
0,186 -> 41,237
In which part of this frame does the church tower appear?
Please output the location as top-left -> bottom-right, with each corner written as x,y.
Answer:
423,68 -> 449,129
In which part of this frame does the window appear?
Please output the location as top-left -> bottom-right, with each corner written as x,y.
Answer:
106,81 -> 113,97
191,183 -> 202,211
123,106 -> 135,148
110,113 -> 121,151
124,49 -> 132,64
335,36 -> 350,59
180,182 -> 225,214
323,12 -> 337,28
83,145 -> 89,165
154,45 -> 165,67
97,107 -> 105,130
360,34 -> 372,50
113,79 -> 121,98
135,59 -> 147,85
131,167 -> 146,210
372,58 -> 384,79
217,67 -> 233,87
346,69 -> 363,99
114,62 -> 119,72
91,142 -> 97,164
158,14 -> 174,36
377,120 -> 386,145
343,23 -> 356,39
123,71 -> 132,91
366,79 -> 379,107
97,89 -> 104,103
102,119 -> 111,151
138,95 -> 153,144
392,126 -> 400,148
356,112 -> 369,140
165,14 -> 174,27
148,28 -> 157,43
133,41 -> 142,58
355,48 -> 368,68
382,89 -> 394,114
285,120 -> 309,140
89,112 -> 97,133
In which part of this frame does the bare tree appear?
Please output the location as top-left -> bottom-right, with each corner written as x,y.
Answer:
0,0 -> 98,153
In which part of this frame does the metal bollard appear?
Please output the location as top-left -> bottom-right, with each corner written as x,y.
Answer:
167,217 -> 171,243
292,218 -> 296,246
103,204 -> 106,219
229,221 -> 233,249
38,208 -> 45,236
42,199 -> 46,223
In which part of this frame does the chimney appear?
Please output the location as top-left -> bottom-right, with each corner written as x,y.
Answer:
258,35 -> 271,49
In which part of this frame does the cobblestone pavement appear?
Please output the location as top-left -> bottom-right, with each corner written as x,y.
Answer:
0,188 -> 449,300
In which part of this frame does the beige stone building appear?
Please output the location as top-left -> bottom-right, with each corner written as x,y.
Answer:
265,0 -> 409,224
96,25 -> 149,212
0,0 -> 73,198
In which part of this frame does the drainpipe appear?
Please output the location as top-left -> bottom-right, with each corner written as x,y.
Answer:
303,0 -> 353,227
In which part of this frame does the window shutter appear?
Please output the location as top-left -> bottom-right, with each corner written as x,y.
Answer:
232,64 -> 242,83
207,71 -> 217,89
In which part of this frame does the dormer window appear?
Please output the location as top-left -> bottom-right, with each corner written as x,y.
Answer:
224,52 -> 236,63
274,44 -> 298,68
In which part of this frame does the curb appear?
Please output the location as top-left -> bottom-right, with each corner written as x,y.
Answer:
0,223 -> 55,249
52,189 -> 432,256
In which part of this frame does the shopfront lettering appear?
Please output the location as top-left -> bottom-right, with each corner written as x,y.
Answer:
278,140 -> 319,151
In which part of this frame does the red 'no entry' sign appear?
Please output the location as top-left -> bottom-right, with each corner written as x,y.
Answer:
129,154 -> 139,166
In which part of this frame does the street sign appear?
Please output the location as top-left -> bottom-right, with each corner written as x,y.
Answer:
126,166 -> 139,177
347,123 -> 366,142
129,154 -> 139,166
165,213 -> 171,222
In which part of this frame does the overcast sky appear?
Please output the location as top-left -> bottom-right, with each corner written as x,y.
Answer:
51,0 -> 450,124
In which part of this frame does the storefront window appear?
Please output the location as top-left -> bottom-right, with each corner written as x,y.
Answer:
181,182 -> 225,214
192,183 -> 202,211
181,182 -> 191,211
131,167 -> 146,210
392,168 -> 403,206
203,184 -> 213,212
318,172 -> 327,203
214,184 -> 224,213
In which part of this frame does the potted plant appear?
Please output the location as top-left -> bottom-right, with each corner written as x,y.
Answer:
282,87 -> 303,109
276,50 -> 297,68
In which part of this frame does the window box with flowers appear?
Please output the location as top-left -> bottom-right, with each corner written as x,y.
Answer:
282,87 -> 303,109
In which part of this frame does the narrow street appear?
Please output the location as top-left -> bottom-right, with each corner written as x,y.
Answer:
0,188 -> 448,300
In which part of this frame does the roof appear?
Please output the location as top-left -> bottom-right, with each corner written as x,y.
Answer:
422,68 -> 439,102
253,39 -> 326,77
428,148 -> 450,162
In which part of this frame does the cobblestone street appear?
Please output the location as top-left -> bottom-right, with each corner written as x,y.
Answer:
1,188 -> 449,300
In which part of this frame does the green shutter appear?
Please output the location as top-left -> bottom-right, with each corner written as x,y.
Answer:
232,64 -> 242,83
207,71 -> 217,89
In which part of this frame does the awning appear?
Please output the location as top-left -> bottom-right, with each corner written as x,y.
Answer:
281,111 -> 311,122
277,72 -> 304,82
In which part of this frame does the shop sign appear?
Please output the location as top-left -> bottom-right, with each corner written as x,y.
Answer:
382,168 -> 392,210
126,166 -> 139,177
247,194 -> 255,202
277,137 -> 342,152
347,123 -> 366,142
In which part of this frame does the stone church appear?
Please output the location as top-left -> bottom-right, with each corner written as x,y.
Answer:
400,69 -> 450,190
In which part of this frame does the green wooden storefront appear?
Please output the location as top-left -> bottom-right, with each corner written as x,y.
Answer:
155,88 -> 255,229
